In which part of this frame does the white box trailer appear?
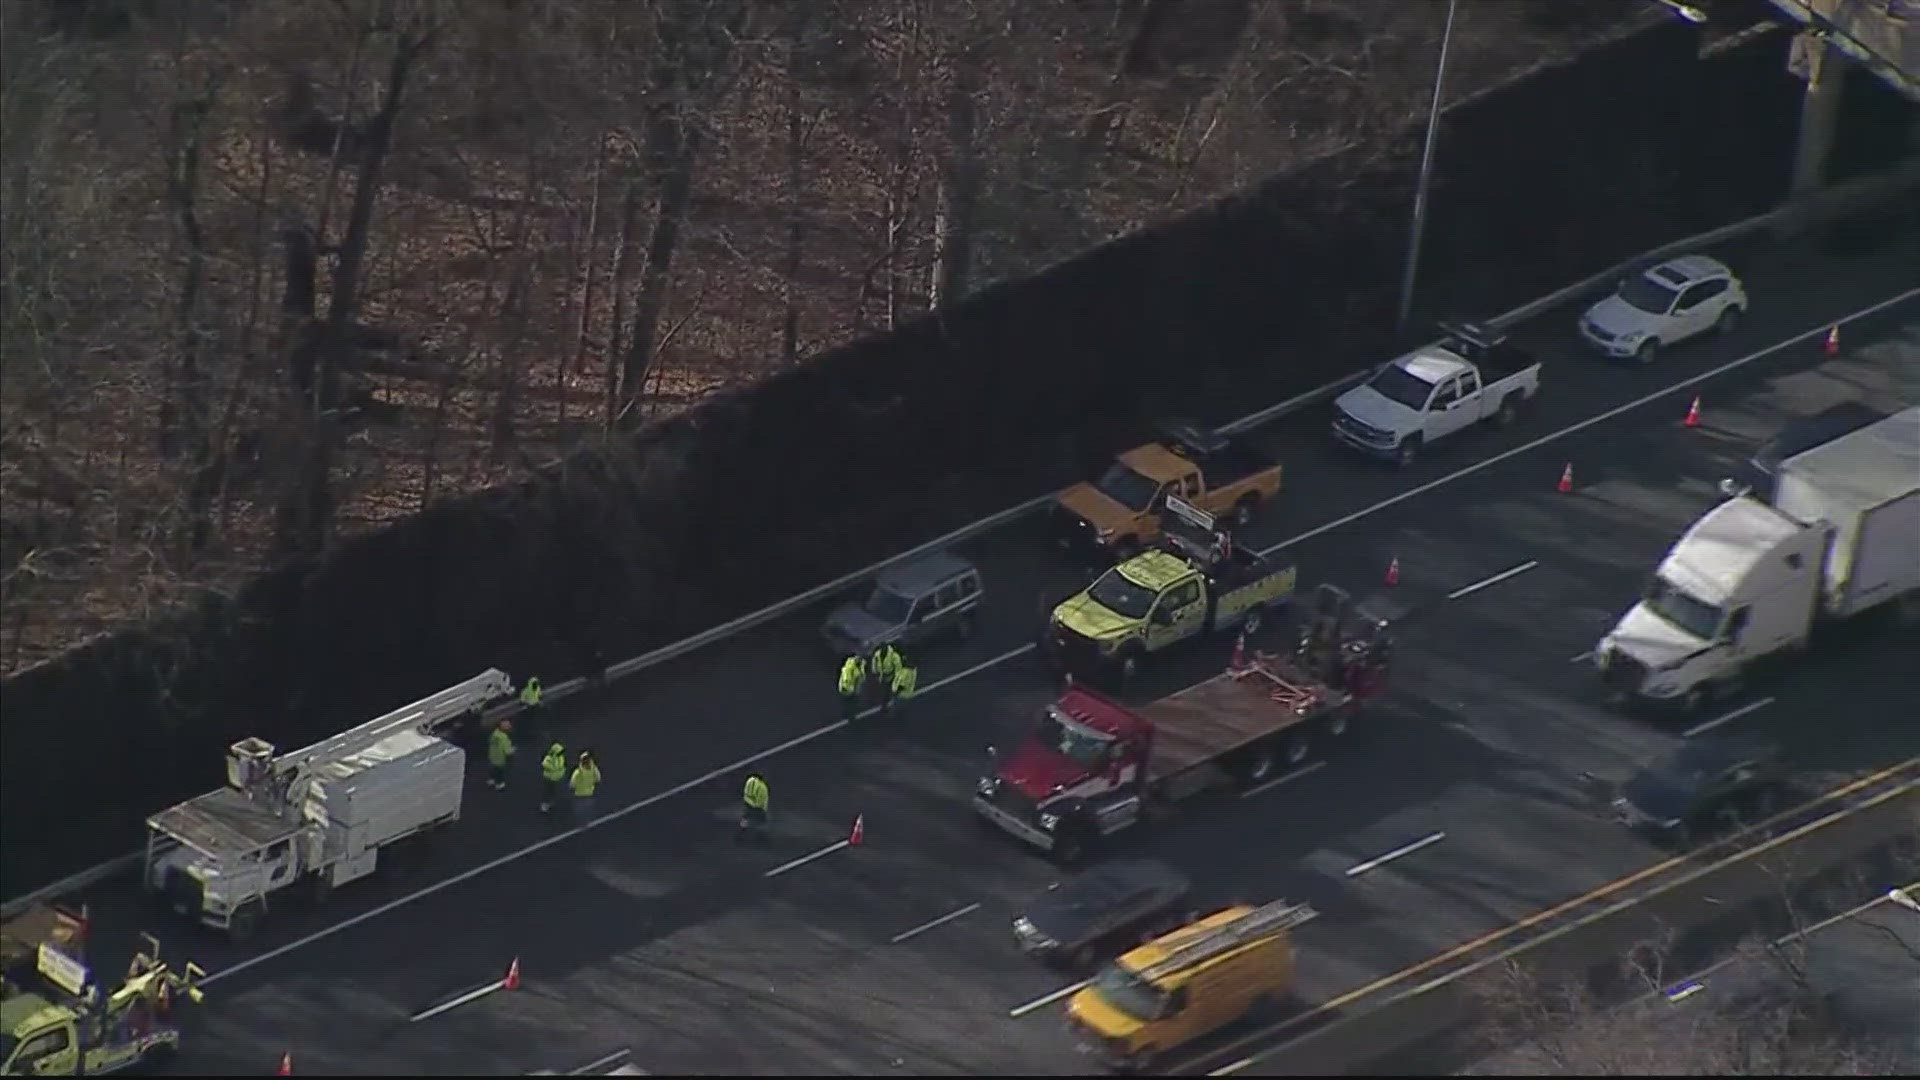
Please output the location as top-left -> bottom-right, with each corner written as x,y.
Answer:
145,670 -> 513,938
1596,407 -> 1919,712
1771,406 -> 1920,620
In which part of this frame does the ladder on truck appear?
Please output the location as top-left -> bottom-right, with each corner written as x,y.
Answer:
1134,899 -> 1318,983
228,670 -> 514,802
1232,656 -> 1327,715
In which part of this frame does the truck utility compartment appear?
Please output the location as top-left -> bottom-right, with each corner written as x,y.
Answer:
1139,658 -> 1342,784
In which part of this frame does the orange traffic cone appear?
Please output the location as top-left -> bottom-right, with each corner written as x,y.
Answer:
1823,325 -> 1840,357
1683,396 -> 1701,428
1229,633 -> 1248,671
1557,463 -> 1575,494
502,957 -> 521,991
849,814 -> 865,846
278,1052 -> 294,1076
1384,557 -> 1400,587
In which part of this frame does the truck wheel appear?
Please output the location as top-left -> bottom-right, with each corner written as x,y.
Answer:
956,612 -> 976,640
139,1043 -> 177,1073
1118,648 -> 1142,686
1242,605 -> 1265,634
1054,828 -> 1091,866
1635,338 -> 1659,365
1326,709 -> 1350,737
1394,438 -> 1421,468
1283,730 -> 1311,766
1235,745 -> 1276,788
1114,537 -> 1141,561
1234,496 -> 1259,528
229,900 -> 263,941
1494,395 -> 1520,429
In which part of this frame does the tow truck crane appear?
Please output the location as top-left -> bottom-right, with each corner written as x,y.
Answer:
2,905 -> 204,1075
143,670 -> 515,938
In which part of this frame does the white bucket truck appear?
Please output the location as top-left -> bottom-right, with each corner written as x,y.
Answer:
1595,406 -> 1919,712
143,670 -> 514,938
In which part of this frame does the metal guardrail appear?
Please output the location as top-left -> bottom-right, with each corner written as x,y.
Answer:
6,167 -> 1915,920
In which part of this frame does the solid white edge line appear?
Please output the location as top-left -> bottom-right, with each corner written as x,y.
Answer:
764,839 -> 852,879
1255,286 -> 1920,560
1009,978 -> 1090,1018
171,289 -> 1920,988
1242,760 -> 1328,799
891,902 -> 983,944
409,978 -> 505,1023
1345,831 -> 1448,877
1682,696 -> 1775,738
1447,560 -> 1539,601
572,1049 -> 636,1076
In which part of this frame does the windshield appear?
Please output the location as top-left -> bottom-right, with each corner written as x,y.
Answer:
1642,576 -> 1723,641
862,587 -> 913,623
1091,963 -> 1169,1022
1087,568 -> 1157,620
1094,464 -> 1160,513
1366,364 -> 1436,411
1035,709 -> 1114,769
1617,274 -> 1679,316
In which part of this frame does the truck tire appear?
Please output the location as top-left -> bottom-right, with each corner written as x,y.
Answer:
1053,825 -> 1094,866
1117,645 -> 1143,686
229,899 -> 264,941
956,611 -> 976,640
139,1043 -> 177,1073
1114,536 -> 1141,561
1394,437 -> 1422,468
1233,495 -> 1260,528
1283,729 -> 1311,767
1241,605 -> 1266,635
1494,394 -> 1520,429
1325,707 -> 1351,737
1233,744 -> 1277,788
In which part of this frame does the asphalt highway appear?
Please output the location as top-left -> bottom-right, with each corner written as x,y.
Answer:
52,226 -> 1920,1074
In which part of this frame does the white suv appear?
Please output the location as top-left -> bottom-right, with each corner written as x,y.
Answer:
1578,255 -> 1746,364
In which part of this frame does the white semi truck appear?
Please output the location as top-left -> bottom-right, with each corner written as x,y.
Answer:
1595,406 -> 1919,712
143,670 -> 515,938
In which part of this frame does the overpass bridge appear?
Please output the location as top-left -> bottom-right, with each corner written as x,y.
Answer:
1766,0 -> 1919,194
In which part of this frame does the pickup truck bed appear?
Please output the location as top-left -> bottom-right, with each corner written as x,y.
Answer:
1139,657 -> 1344,786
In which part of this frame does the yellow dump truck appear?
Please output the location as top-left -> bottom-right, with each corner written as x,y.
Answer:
1,907 -> 203,1077
1066,898 -> 1316,1073
1053,422 -> 1282,561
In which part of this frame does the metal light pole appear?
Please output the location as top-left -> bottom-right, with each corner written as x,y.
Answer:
1396,0 -> 1458,335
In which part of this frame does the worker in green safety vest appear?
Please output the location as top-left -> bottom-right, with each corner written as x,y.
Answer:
539,742 -> 568,813
737,772 -> 771,844
569,749 -> 602,826
487,719 -> 515,790
837,655 -> 867,722
884,661 -> 918,721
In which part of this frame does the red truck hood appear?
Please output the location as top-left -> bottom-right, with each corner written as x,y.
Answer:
999,741 -> 1093,801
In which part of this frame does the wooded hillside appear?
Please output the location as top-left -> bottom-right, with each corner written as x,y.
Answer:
0,0 -> 1641,674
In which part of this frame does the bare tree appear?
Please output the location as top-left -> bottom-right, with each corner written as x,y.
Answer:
273,9 -> 435,563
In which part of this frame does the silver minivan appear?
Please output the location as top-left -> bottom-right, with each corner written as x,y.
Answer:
822,552 -> 983,656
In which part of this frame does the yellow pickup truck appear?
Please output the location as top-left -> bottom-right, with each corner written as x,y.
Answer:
1041,531 -> 1297,686
1053,423 -> 1282,560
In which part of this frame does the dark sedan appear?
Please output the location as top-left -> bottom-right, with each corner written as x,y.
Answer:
1614,736 -> 1786,844
1012,859 -> 1193,968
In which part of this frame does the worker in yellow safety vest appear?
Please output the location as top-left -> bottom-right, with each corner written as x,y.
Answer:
539,742 -> 568,813
737,773 -> 771,844
519,676 -> 545,745
837,654 -> 867,722
871,643 -> 902,685
884,660 -> 918,720
487,719 -> 516,790
569,750 -> 601,826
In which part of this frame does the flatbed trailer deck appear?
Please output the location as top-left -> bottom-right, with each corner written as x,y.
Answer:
1143,654 -> 1354,798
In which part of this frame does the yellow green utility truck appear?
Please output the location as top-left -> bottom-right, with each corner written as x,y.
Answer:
1041,496 -> 1295,685
2,905 -> 204,1076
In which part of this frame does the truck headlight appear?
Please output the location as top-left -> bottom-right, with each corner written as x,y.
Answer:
977,776 -> 999,797
1038,812 -> 1060,831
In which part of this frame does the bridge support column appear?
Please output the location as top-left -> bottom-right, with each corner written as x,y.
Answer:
1790,37 -> 1846,196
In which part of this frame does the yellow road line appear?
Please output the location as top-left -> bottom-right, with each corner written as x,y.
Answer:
1194,758 -> 1919,1075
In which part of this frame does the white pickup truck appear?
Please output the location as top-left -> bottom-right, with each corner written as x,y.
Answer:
1331,322 -> 1542,467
